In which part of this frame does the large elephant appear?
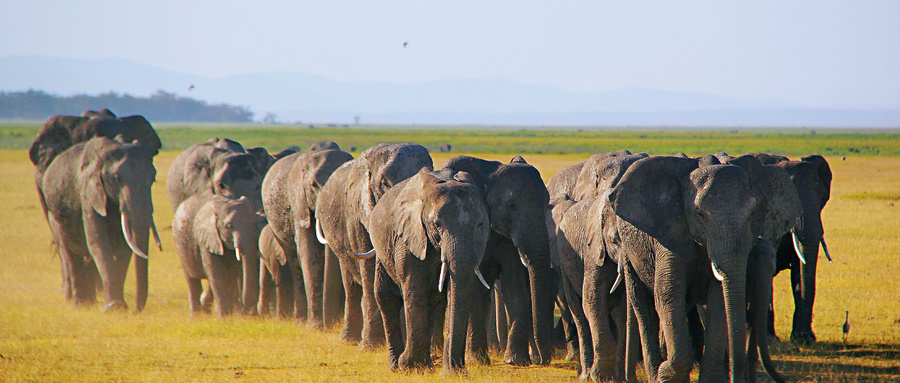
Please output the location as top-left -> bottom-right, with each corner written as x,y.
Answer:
750,153 -> 832,344
371,169 -> 491,373
166,138 -> 265,212
607,154 -> 798,382
442,155 -> 554,366
42,137 -> 157,312
173,193 -> 260,316
261,143 -> 353,327
315,143 -> 433,349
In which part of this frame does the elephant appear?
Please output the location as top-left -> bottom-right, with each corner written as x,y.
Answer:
315,143 -> 433,350
441,155 -> 554,366
607,154 -> 800,382
173,193 -> 260,316
744,239 -> 786,383
749,153 -> 833,344
166,138 -> 265,213
258,223 -> 302,318
544,150 -> 648,380
261,142 -> 353,327
370,168 -> 491,373
42,136 -> 157,312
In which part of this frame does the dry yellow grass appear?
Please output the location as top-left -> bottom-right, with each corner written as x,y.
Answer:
1,150 -> 898,382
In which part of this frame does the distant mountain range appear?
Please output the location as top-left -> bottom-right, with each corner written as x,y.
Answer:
2,56 -> 899,127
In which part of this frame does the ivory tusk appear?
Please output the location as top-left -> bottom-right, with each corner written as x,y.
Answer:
475,268 -> 491,290
791,229 -> 806,265
610,270 -> 622,294
150,218 -> 162,251
350,248 -> 376,260
519,253 -> 533,271
821,238 -> 833,263
711,262 -> 725,282
315,219 -> 329,245
234,234 -> 242,262
438,261 -> 447,292
121,213 -> 149,260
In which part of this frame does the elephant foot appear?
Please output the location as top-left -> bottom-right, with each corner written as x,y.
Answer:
200,290 -> 214,310
565,344 -> 579,362
503,352 -> 532,367
398,354 -> 434,371
358,338 -> 385,352
306,319 -> 325,331
440,364 -> 468,377
102,301 -> 128,312
340,331 -> 362,346
790,330 -> 817,345
467,348 -> 491,365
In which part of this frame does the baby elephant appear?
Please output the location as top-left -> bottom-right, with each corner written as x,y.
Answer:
174,193 -> 260,316
370,168 -> 491,374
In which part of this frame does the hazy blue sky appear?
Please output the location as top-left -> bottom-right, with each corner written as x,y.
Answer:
2,1 -> 899,109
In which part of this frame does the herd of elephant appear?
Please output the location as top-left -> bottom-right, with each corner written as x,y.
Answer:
29,109 -> 834,382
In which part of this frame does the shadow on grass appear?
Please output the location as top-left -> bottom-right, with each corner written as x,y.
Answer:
763,340 -> 900,382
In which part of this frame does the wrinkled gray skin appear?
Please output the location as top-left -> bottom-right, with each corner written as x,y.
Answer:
167,138 -> 265,213
544,150 -> 648,380
692,153 -> 800,382
371,169 -> 491,373
442,155 -> 553,366
316,143 -> 433,350
42,137 -> 156,312
261,143 -> 353,328
174,193 -> 260,316
609,155 -> 798,382
750,153 -> 832,344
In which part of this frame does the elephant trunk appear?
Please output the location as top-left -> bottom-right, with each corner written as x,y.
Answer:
443,237 -> 477,373
120,188 -> 152,312
514,225 -> 554,366
236,234 -> 260,315
721,267 -> 748,382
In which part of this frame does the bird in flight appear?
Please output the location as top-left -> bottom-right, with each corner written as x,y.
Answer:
403,41 -> 408,48
188,84 -> 195,91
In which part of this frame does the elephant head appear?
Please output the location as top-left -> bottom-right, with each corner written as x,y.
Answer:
78,136 -> 157,311
197,195 -> 260,314
571,150 -> 648,201
212,153 -> 265,213
289,148 -> 354,229
610,155 -> 779,380
443,155 -> 554,365
357,143 -> 434,227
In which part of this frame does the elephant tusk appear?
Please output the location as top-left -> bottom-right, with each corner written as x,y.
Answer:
710,262 -> 725,282
518,253 -> 533,271
791,229 -> 806,265
121,213 -> 149,260
150,218 -> 162,251
821,238 -> 833,263
475,268 -> 491,290
350,248 -> 376,260
234,234 -> 241,262
438,261 -> 447,292
315,219 -> 329,245
610,269 -> 622,294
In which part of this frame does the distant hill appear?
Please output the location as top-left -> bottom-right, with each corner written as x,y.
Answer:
2,56 -> 899,127
0,89 -> 253,122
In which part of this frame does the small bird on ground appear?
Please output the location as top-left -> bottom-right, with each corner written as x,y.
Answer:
842,311 -> 850,344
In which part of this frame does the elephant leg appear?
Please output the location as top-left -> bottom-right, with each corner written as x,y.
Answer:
563,274 -> 592,380
625,263 -> 662,383
359,258 -> 386,350
276,265 -> 295,318
205,256 -> 235,316
258,262 -> 274,316
557,290 -> 579,362
499,262 -> 533,366
295,262 -> 308,322
654,259 -> 693,383
790,251 -> 818,344
584,264 -> 619,380
624,300 -> 640,382
50,215 -> 96,306
609,289 -> 628,381
339,260 -> 363,344
323,246 -> 345,326
466,278 -> 492,365
427,294 -> 446,364
297,227 -> 325,329
186,275 -> 204,314
398,269 -> 431,369
494,281 -> 509,353
200,286 -> 214,311
699,282 -> 727,382
374,263 -> 404,370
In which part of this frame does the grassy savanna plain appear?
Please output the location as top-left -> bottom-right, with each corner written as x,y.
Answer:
1,123 -> 899,382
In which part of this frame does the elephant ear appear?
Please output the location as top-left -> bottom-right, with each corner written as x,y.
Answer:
510,155 -> 528,164
393,170 -> 430,260
759,165 -> 801,243
442,155 -> 501,190
720,154 -> 771,235
29,116 -> 78,170
561,197 -> 608,267
119,115 -> 162,156
609,156 -> 698,259
801,155 -> 832,205
79,138 -> 114,216
197,200 -> 225,256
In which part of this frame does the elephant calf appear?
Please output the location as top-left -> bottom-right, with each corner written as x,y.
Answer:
371,169 -> 491,373
174,193 -> 260,316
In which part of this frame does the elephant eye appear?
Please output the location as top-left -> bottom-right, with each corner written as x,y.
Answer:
226,223 -> 233,229
508,202 -> 516,211
219,182 -> 227,190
